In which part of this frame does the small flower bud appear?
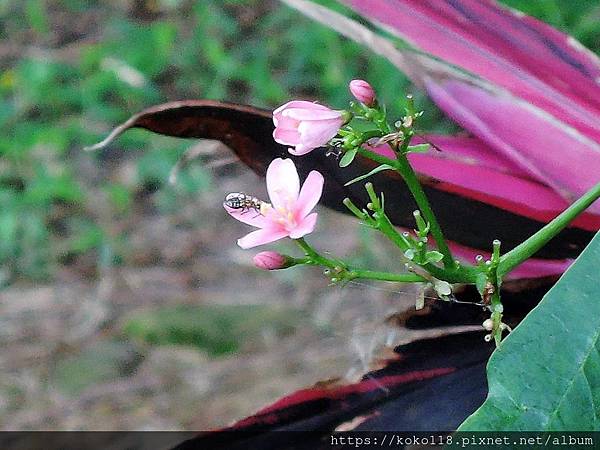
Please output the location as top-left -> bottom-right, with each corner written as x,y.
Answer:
253,251 -> 289,270
349,79 -> 376,106
273,101 -> 345,156
482,319 -> 494,331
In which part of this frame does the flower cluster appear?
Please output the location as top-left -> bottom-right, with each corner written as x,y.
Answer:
225,80 -> 374,249
220,76 -> 600,345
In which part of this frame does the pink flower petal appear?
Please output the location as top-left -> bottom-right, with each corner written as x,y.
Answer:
273,100 -> 343,155
274,100 -> 334,115
272,114 -> 299,132
237,228 -> 288,249
296,170 -> 324,219
284,107 -> 343,121
266,158 -> 300,210
224,205 -> 271,228
298,118 -> 343,149
289,212 -> 318,239
273,127 -> 301,146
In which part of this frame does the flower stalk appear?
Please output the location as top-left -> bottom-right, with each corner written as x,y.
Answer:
294,238 -> 426,284
228,79 -> 600,345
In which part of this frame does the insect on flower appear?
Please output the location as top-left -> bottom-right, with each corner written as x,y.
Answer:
223,192 -> 268,216
224,158 -> 323,249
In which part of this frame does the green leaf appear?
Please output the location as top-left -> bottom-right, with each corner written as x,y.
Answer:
404,248 -> 415,260
425,250 -> 443,264
406,143 -> 430,154
339,147 -> 358,167
344,164 -> 394,186
459,231 -> 600,431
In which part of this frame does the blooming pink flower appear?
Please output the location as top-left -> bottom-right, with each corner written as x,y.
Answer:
349,79 -> 376,106
224,158 -> 324,249
253,251 -> 289,270
272,101 -> 344,156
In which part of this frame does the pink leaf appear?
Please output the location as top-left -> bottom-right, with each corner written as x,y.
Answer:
371,136 -> 600,230
329,0 -> 600,212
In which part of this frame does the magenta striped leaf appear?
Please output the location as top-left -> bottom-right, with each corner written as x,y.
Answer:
374,136 -> 600,231
285,0 -> 600,213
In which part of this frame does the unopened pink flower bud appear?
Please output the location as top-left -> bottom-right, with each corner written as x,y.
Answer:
273,101 -> 345,156
253,251 -> 289,270
349,79 -> 376,106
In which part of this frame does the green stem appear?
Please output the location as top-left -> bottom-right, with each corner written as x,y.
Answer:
375,211 -> 479,283
348,269 -> 426,283
361,129 -> 386,141
394,153 -> 455,269
498,181 -> 600,277
295,238 -> 426,283
355,147 -> 476,281
375,211 -> 412,251
357,146 -> 397,167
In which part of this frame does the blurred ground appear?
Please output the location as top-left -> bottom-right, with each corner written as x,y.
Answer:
1,146 -> 429,430
2,0 -> 599,432
1,0 -> 421,430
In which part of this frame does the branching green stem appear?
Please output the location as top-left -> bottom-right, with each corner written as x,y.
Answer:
394,153 -> 454,269
355,147 -> 454,269
498,181 -> 600,277
294,238 -> 426,283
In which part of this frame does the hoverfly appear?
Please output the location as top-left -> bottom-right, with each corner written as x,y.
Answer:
223,192 -> 268,216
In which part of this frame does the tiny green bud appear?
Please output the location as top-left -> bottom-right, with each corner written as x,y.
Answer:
492,239 -> 501,261
482,319 -> 494,331
341,110 -> 353,124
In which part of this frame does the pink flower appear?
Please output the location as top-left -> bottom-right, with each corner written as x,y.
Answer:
253,251 -> 289,270
272,101 -> 344,156
224,158 -> 324,249
349,79 -> 376,106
